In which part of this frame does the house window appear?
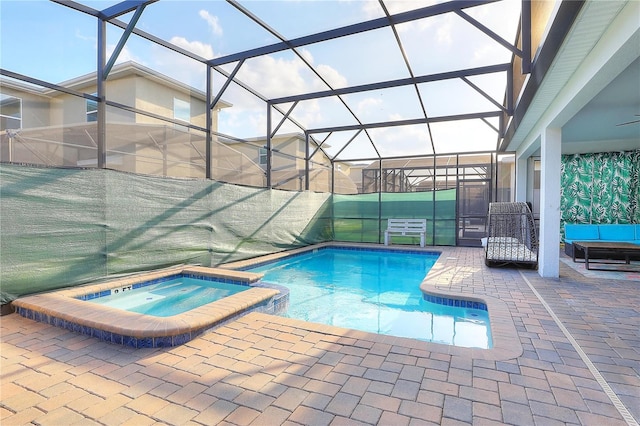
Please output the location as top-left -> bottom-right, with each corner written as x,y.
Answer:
0,93 -> 22,130
86,94 -> 97,122
173,98 -> 190,123
259,147 -> 268,166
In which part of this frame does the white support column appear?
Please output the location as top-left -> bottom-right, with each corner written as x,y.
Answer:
507,161 -> 516,202
538,127 -> 562,278
515,154 -> 528,203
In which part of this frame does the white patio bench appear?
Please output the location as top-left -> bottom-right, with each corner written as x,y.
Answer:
384,218 -> 427,248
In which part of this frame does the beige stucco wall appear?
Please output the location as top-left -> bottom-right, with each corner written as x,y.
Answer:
273,168 -> 358,194
218,134 -> 358,192
0,87 -> 51,129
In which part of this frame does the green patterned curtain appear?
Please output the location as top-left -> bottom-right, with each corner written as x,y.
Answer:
561,150 -> 640,231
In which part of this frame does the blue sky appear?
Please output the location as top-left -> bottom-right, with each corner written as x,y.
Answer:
0,0 -> 522,159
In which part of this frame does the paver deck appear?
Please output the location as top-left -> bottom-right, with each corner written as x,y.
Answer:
2,246 -> 639,425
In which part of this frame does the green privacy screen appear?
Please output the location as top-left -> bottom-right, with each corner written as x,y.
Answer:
332,190 -> 457,246
561,150 -> 640,232
0,164 -> 332,303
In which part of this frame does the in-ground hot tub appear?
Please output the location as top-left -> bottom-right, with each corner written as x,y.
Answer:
12,265 -> 287,348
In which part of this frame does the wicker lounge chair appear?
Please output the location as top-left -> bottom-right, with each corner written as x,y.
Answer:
484,202 -> 538,268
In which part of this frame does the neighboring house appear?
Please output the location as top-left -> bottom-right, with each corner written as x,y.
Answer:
230,133 -> 357,193
0,61 -> 357,193
0,61 -> 229,178
0,62 -> 230,177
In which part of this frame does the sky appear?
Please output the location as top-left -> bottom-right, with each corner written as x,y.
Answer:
0,0 -> 522,160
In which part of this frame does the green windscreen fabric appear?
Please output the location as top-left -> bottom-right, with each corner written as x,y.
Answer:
1,166 -> 108,302
333,190 -> 456,245
433,189 -> 457,245
332,192 -> 380,243
0,163 -> 332,303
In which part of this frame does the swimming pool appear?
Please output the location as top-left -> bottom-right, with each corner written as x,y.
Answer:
245,247 -> 492,348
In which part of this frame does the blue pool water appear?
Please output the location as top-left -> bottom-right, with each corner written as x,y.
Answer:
88,277 -> 248,317
247,248 -> 492,348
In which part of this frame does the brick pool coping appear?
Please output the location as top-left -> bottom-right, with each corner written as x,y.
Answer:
12,265 -> 280,348
222,242 -> 523,361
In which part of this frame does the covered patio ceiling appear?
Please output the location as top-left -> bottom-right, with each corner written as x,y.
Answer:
3,0 -> 529,163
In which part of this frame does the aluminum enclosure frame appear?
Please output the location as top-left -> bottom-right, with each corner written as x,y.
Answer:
5,0 -> 531,190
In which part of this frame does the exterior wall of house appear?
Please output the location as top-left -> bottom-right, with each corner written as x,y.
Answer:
0,87 -> 60,164
0,86 -> 51,129
215,134 -> 357,193
50,95 -> 86,126
227,135 -> 306,171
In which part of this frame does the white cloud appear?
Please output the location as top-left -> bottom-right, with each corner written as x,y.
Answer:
199,10 -> 223,36
360,0 -> 382,19
107,44 -> 142,65
289,100 -> 323,131
315,64 -> 348,89
367,120 -> 432,157
299,48 -> 314,64
471,42 -> 513,67
464,0 -> 521,41
377,1 -> 443,34
360,0 -> 440,19
212,42 -> 355,137
169,36 -> 214,60
248,112 -> 267,134
436,14 -> 454,46
400,17 -> 436,34
357,97 -> 383,114
238,55 -> 308,98
431,120 -> 498,153
130,37 -> 212,90
272,48 -> 347,91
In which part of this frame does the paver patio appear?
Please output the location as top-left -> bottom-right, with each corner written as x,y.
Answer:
1,246 -> 638,425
